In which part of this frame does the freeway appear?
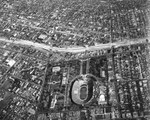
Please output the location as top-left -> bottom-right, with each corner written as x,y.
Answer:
0,36 -> 149,53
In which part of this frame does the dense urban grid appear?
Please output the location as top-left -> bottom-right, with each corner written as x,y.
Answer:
0,0 -> 149,48
0,0 -> 150,120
